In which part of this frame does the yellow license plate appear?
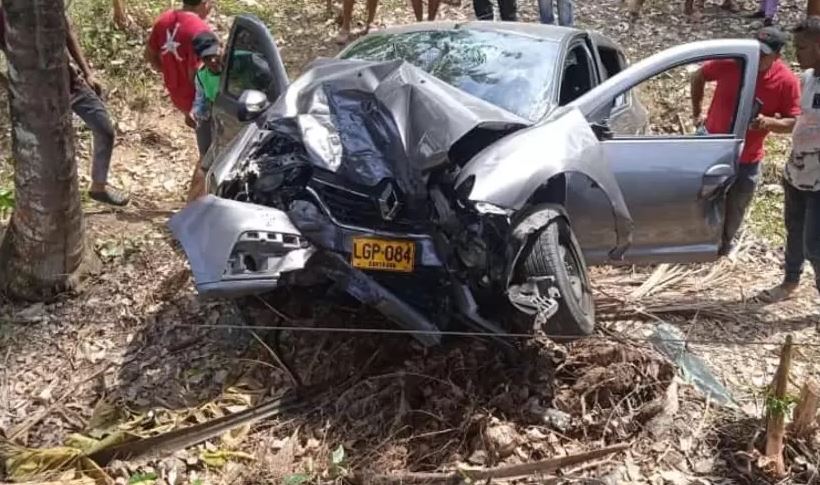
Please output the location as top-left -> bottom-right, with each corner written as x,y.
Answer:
351,237 -> 415,273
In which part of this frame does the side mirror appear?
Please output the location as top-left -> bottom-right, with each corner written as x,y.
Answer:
238,89 -> 270,122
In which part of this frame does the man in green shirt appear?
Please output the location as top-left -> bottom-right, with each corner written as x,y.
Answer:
188,31 -> 223,201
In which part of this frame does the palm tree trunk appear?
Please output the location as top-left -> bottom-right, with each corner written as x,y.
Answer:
0,0 -> 95,300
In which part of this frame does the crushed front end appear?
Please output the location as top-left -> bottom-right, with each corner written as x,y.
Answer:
171,59 -> 632,347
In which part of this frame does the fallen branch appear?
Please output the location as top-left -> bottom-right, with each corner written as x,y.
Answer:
87,387 -> 320,465
357,442 -> 630,484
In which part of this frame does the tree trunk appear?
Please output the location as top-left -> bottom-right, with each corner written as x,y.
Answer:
0,0 -> 93,300
112,0 -> 128,29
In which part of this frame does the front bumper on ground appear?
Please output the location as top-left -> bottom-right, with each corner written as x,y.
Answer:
169,196 -> 315,299
169,195 -> 444,346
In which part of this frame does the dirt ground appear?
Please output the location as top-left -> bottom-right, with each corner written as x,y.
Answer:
1,0 -> 819,484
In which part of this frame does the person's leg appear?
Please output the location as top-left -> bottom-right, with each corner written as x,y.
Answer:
720,162 -> 760,254
803,190 -> 820,294
629,0 -> 646,20
760,182 -> 806,302
189,120 -> 212,202
428,0 -> 441,20
194,118 -> 213,159
763,0 -> 778,20
498,0 -> 517,20
557,0 -> 573,26
538,0 -> 554,24
410,0 -> 423,20
364,0 -> 379,31
784,183 -> 807,285
70,86 -> 129,206
473,0 -> 493,20
336,0 -> 354,44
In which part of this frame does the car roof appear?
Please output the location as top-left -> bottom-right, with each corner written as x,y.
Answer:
367,21 -> 583,43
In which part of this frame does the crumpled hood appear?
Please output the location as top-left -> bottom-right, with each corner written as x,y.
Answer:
257,58 -> 530,197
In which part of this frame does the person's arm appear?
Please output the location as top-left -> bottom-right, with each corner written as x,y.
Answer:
145,45 -> 161,71
191,72 -> 209,123
690,68 -> 706,124
754,73 -> 803,134
145,47 -> 161,71
145,22 -> 162,72
754,115 -> 796,133
64,15 -> 102,94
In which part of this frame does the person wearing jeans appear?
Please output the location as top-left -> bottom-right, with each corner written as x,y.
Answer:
748,0 -> 779,26
473,0 -> 516,21
690,27 -> 800,255
538,0 -> 572,26
0,8 -> 129,206
761,17 -> 820,302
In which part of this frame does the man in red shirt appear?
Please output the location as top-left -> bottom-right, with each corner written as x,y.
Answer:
145,0 -> 212,155
691,27 -> 801,255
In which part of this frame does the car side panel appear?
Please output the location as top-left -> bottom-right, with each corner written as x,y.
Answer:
569,137 -> 740,264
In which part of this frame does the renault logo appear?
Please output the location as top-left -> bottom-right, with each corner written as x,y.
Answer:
377,183 -> 401,221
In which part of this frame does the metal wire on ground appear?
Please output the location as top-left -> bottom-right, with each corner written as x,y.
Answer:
169,322 -> 820,348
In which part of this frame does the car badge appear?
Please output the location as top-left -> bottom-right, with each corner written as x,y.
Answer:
377,183 -> 401,221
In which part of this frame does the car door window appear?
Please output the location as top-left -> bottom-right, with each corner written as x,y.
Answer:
597,46 -> 628,108
615,58 -> 743,137
559,44 -> 595,105
224,26 -> 275,99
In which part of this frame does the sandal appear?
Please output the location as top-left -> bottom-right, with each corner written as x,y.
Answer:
89,187 -> 130,207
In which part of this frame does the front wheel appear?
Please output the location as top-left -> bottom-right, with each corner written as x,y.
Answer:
514,213 -> 595,339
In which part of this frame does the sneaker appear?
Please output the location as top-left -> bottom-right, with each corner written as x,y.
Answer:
763,17 -> 774,26
89,187 -> 130,207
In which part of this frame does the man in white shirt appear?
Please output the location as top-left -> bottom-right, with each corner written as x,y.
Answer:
762,16 -> 820,302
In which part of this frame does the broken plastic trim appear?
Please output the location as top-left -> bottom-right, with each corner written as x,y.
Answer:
169,196 -> 315,299
508,276 -> 560,330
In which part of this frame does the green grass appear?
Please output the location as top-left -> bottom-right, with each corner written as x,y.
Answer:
748,189 -> 786,247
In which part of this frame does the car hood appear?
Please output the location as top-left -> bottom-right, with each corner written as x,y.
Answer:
258,58 -> 530,196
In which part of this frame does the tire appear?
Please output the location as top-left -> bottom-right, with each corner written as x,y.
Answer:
515,213 -> 595,339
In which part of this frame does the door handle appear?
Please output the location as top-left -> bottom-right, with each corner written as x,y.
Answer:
700,164 -> 734,199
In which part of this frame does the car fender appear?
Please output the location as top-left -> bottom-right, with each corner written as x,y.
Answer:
456,107 -> 632,260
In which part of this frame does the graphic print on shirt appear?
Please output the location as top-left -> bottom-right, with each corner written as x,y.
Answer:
161,22 -> 183,61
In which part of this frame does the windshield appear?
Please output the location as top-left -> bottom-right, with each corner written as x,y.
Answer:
340,29 -> 560,121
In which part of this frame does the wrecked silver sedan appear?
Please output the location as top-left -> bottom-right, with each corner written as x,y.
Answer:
171,16 -> 761,345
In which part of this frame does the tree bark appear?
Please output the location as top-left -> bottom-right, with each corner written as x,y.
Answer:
0,0 -> 93,300
792,380 -> 819,438
763,335 -> 793,478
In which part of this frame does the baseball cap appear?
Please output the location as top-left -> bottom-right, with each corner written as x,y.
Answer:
756,26 -> 789,55
193,31 -> 220,59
